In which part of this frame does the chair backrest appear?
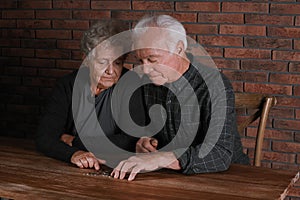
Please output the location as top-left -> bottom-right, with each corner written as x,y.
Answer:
235,93 -> 277,167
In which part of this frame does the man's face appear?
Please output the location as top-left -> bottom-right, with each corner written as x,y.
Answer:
89,45 -> 123,95
134,29 -> 184,86
135,48 -> 181,86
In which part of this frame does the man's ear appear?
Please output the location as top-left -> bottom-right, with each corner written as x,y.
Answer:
176,40 -> 184,55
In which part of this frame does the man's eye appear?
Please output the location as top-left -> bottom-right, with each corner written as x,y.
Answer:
148,58 -> 157,63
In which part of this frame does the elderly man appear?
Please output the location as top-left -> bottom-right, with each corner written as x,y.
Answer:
111,15 -> 249,181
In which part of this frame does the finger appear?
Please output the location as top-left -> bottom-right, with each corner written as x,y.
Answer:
94,159 -> 100,171
86,157 -> 95,168
143,141 -> 157,152
150,138 -> 158,148
136,144 -> 150,153
128,166 -> 142,181
80,158 -> 89,168
97,158 -> 106,164
75,161 -> 84,169
119,162 -> 136,180
112,160 -> 125,179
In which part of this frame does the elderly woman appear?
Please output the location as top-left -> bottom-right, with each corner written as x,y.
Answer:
36,20 -> 143,170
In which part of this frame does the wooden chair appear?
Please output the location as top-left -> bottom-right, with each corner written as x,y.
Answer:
235,93 -> 277,167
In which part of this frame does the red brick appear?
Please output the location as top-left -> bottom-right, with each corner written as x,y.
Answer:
17,20 -> 51,28
56,60 -> 82,69
274,119 -> 300,131
2,10 -> 34,19
247,128 -> 294,141
73,30 -> 84,40
289,62 -> 300,72
203,47 -> 222,57
223,2 -> 268,13
57,40 -> 80,50
231,82 -> 243,92
184,24 -> 218,35
198,35 -> 242,47
296,16 -> 300,26
273,141 -> 300,153
53,0 -> 90,9
270,73 -> 300,84
296,86 -> 300,96
244,37 -> 291,49
198,13 -> 243,24
296,109 -> 300,119
298,154 -> 300,164
112,11 -> 146,21
71,50 -> 83,60
4,67 -> 37,76
22,58 -> 55,68
36,49 -> 70,59
263,151 -> 295,163
2,48 -> 34,57
270,0 -> 297,1
273,51 -> 300,62
0,0 -> 17,8
223,71 -> 267,82
241,60 -> 287,72
296,133 -> 300,142
92,1 -> 131,10
23,77 -> 56,87
21,39 -> 56,49
0,39 -> 20,47
295,40 -> 300,50
276,96 -> 300,107
245,14 -> 293,25
214,59 -> 240,70
269,107 -> 294,119
0,57 -> 20,66
36,30 -> 71,39
0,75 -> 22,85
6,105 -> 39,114
271,4 -> 300,14
271,162 -> 300,172
18,0 -> 52,8
245,83 -> 292,95
225,48 -> 270,59
73,10 -> 111,20
36,10 -> 71,19
159,12 -> 197,23
220,25 -> 266,36
241,137 -> 270,150
3,86 -> 38,96
1,29 -> 35,38
133,1 -> 173,10
176,2 -> 220,12
53,20 -> 89,30
0,19 -> 16,28
268,27 -> 300,38
38,69 -> 72,78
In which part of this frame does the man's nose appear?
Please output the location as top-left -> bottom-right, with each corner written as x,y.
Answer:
143,65 -> 152,74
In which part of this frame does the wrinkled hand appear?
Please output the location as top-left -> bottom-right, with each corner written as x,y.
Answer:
136,137 -> 158,153
71,150 -> 106,170
60,133 -> 74,146
111,152 -> 180,181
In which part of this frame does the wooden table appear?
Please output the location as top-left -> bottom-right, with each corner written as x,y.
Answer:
0,137 -> 298,200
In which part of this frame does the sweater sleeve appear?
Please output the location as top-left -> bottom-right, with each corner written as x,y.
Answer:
35,73 -> 81,163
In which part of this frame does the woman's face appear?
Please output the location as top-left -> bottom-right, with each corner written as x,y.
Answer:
88,45 -> 124,95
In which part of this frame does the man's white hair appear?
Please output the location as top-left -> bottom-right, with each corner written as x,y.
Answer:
133,15 -> 187,52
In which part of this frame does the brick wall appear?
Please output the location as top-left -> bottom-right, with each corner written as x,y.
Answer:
0,0 -> 299,174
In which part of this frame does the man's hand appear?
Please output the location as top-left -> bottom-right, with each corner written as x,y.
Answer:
136,137 -> 158,153
71,150 -> 106,170
111,152 -> 180,181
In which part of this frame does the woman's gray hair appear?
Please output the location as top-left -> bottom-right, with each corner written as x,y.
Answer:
133,15 -> 187,52
81,20 -> 129,55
